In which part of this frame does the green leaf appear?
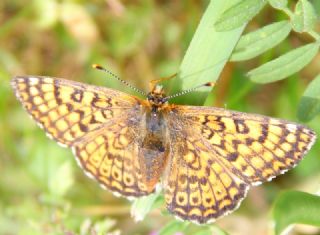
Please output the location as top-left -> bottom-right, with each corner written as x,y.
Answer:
170,0 -> 246,105
291,0 -> 317,32
130,192 -> 161,222
273,191 -> 320,235
248,42 -> 320,83
297,74 -> 320,122
231,21 -> 291,61
268,0 -> 288,10
214,0 -> 267,31
209,226 -> 230,235
158,221 -> 189,235
193,231 -> 212,235
192,225 -> 229,235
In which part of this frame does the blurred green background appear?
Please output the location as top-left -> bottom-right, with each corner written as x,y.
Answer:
1,1 -> 320,235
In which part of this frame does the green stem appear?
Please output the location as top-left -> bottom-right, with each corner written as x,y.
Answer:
274,5 -> 320,42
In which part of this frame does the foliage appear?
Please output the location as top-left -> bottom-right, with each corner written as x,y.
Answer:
273,191 -> 320,235
0,0 -> 319,234
298,74 -> 320,122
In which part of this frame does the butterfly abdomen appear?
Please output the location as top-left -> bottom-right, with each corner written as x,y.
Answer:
139,109 -> 169,191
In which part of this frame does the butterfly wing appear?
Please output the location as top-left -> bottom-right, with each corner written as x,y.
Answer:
11,76 -> 137,146
11,76 -> 153,197
72,112 -> 154,197
163,125 -> 249,224
163,105 -> 316,223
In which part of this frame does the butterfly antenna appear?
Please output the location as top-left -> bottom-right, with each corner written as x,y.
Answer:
92,64 -> 146,96
165,82 -> 215,100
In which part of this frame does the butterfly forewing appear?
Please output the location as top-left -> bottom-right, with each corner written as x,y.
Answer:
11,76 -> 136,146
11,76 -> 155,197
163,105 -> 316,223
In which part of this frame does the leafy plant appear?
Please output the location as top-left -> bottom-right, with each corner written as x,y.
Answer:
222,0 -> 320,122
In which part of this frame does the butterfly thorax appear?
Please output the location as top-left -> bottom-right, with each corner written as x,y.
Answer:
146,85 -> 168,112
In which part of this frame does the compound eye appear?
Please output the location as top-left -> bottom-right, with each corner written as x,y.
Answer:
147,94 -> 154,101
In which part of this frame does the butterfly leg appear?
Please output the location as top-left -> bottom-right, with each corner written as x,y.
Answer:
149,73 -> 178,91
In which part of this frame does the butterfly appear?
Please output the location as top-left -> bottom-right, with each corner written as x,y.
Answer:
11,65 -> 316,224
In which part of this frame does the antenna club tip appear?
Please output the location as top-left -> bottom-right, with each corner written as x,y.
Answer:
205,82 -> 215,87
92,64 -> 103,70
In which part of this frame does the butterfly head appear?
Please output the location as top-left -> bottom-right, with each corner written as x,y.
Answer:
147,85 -> 168,110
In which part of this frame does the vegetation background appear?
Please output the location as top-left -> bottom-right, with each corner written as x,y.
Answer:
0,0 -> 320,234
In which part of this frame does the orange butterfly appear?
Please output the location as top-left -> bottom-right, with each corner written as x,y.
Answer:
11,65 -> 316,223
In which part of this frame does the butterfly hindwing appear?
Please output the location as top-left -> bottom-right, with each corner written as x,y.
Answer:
163,123 -> 249,223
72,113 -> 155,197
162,105 -> 316,223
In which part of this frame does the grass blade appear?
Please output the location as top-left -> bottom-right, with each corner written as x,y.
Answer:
169,0 -> 246,105
214,0 -> 267,31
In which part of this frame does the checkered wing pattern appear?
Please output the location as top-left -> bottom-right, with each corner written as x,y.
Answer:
11,76 -> 153,197
163,105 -> 316,223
